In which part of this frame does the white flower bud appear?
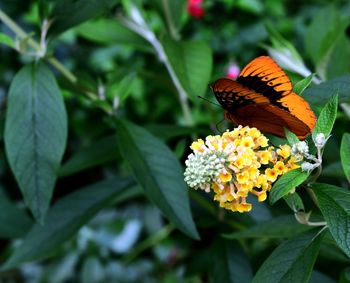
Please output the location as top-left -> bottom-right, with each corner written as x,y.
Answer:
313,133 -> 327,148
292,141 -> 309,157
301,162 -> 315,172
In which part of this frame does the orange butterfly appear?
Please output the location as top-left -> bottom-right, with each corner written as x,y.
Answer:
211,56 -> 316,139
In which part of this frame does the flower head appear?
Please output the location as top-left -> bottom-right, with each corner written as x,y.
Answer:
187,0 -> 204,18
184,126 -> 299,213
226,63 -> 240,80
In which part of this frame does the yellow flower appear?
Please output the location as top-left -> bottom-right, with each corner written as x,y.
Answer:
219,171 -> 232,183
286,156 -> 300,170
253,190 -> 267,202
237,171 -> 249,184
265,168 -> 278,182
274,161 -> 288,174
248,127 -> 261,138
190,139 -> 204,151
277,144 -> 291,159
240,136 -> 254,148
236,202 -> 252,213
258,150 -> 271,164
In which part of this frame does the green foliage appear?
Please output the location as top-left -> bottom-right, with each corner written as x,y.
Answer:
224,215 -> 311,239
312,183 -> 350,258
312,94 -> 338,139
162,38 -> 213,100
4,62 -> 67,223
2,177 -> 133,269
340,133 -> 350,183
294,74 -> 315,95
115,119 -> 199,239
0,1 -> 349,282
252,228 -> 325,283
270,169 -> 309,205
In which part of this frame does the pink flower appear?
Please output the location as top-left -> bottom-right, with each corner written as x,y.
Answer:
226,63 -> 240,80
187,0 -> 204,18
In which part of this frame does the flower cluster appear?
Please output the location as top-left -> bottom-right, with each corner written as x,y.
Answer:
184,126 -> 299,213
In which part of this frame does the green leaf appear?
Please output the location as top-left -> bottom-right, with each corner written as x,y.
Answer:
4,62 -> 67,223
252,228 -> 325,283
340,133 -> 350,183
0,187 -> 32,239
75,19 -> 148,48
163,38 -> 212,100
312,94 -> 338,140
59,135 -> 117,177
304,74 -> 350,107
323,161 -> 344,178
293,74 -> 314,95
326,34 -> 350,79
304,7 -> 347,78
310,271 -> 337,283
312,183 -> 350,257
159,0 -> 185,39
269,169 -> 309,205
107,73 -> 137,102
284,193 -> 305,212
284,128 -> 299,145
2,177 -> 133,269
115,119 -> 199,239
49,0 -> 118,36
224,215 -> 311,239
209,240 -> 253,283
0,32 -> 15,49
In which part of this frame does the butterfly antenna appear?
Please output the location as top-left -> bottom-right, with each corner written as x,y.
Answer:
197,96 -> 221,107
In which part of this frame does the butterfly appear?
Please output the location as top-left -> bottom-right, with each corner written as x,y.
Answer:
211,56 -> 316,139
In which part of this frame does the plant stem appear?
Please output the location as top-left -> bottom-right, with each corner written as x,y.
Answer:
118,5 -> 194,126
0,9 -> 77,84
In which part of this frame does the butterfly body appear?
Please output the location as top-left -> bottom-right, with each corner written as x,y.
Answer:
211,56 -> 316,139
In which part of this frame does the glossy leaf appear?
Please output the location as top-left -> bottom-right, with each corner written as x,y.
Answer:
115,119 -> 199,239
163,38 -> 212,100
304,74 -> 350,106
252,228 -> 325,283
4,62 -> 67,223
49,0 -> 118,36
269,169 -> 309,205
340,133 -> 350,182
76,19 -> 148,48
284,128 -> 299,145
0,32 -> 15,49
293,74 -> 314,95
224,215 -> 311,239
209,240 -> 253,283
0,187 -> 32,239
2,177 -> 133,269
312,94 -> 338,140
284,193 -> 305,212
312,183 -> 350,257
59,135 -> 117,177
304,7 -> 346,77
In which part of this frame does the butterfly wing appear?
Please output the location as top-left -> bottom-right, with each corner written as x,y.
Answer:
211,78 -> 270,112
225,104 -> 312,139
211,56 -> 316,138
237,56 -> 292,100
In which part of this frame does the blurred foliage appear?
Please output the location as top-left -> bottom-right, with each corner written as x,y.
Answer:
0,0 -> 350,282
